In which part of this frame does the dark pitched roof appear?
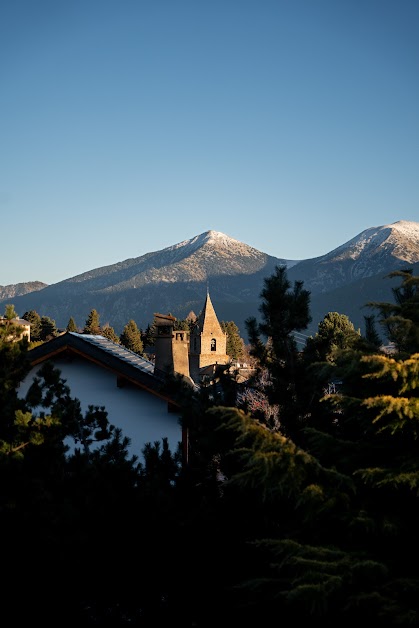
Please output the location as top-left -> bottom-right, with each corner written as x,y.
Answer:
28,332 -> 178,406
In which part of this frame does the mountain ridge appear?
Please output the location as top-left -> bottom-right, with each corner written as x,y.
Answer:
2,221 -> 418,339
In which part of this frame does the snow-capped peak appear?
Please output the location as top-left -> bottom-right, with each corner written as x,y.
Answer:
389,220 -> 419,239
163,230 -> 262,258
326,220 -> 419,262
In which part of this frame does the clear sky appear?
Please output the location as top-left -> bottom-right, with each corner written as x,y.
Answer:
1,0 -> 418,286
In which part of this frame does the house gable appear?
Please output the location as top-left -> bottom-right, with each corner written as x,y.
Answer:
21,332 -> 186,461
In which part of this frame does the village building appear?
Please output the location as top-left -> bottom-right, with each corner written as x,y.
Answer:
18,291 -> 232,463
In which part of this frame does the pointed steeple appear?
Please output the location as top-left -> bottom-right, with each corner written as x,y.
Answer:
196,291 -> 224,336
189,289 -> 229,383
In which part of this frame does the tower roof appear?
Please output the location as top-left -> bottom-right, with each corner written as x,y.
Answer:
195,291 -> 224,335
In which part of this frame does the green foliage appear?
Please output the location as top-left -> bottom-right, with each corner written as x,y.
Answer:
173,318 -> 191,331
3,303 -> 18,320
363,314 -> 383,349
66,316 -> 78,332
245,265 -> 312,439
142,322 -> 156,347
83,308 -> 101,334
304,312 -> 360,364
39,315 -> 58,341
221,320 -> 245,361
2,267 -> 419,624
367,268 -> 419,356
22,309 -> 42,341
101,323 -> 120,343
120,319 -> 143,354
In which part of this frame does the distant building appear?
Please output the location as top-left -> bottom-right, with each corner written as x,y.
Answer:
153,290 -> 230,385
0,317 -> 31,342
16,291 -> 241,463
19,332 -> 185,462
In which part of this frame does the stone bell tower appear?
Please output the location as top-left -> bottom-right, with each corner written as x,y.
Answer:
189,291 -> 229,383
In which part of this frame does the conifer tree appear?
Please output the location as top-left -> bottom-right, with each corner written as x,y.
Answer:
22,310 -> 42,341
363,314 -> 383,349
102,323 -> 120,343
221,320 -> 245,361
39,315 -> 58,341
303,311 -> 360,364
120,319 -> 143,354
83,309 -> 101,335
142,322 -> 156,348
366,268 -> 419,355
66,316 -> 78,332
245,265 -> 311,438
3,303 -> 18,320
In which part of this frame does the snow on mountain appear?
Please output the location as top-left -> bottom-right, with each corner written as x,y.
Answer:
162,230 -> 270,261
3,220 -> 419,338
325,221 -> 419,263
287,220 -> 419,294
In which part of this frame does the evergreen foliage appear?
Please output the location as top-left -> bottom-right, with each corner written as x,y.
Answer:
142,322 -> 156,348
4,303 -> 18,319
101,323 -> 120,343
245,265 -> 312,438
304,311 -> 360,363
2,268 -> 419,625
22,309 -> 42,341
83,309 -> 101,335
120,319 -> 144,354
66,316 -> 78,332
39,315 -> 59,341
366,268 -> 419,355
173,318 -> 191,331
221,320 -> 245,361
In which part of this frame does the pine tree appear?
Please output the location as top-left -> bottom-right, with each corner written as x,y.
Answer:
303,311 -> 360,364
363,314 -> 383,349
221,320 -> 245,361
39,316 -> 58,341
83,309 -> 101,335
3,303 -> 18,320
142,322 -> 156,348
22,310 -> 42,341
120,319 -> 143,354
66,316 -> 78,332
366,268 -> 419,356
245,265 -> 311,438
102,323 -> 120,343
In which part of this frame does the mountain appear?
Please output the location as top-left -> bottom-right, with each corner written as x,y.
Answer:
0,281 -> 47,301
2,221 -> 419,340
287,221 -> 419,294
0,231 -> 291,336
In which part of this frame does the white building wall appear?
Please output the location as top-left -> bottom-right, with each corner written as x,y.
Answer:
18,356 -> 182,461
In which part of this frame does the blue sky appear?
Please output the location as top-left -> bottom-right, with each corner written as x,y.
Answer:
1,0 -> 418,286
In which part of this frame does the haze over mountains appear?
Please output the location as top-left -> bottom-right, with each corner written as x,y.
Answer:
2,221 -> 419,340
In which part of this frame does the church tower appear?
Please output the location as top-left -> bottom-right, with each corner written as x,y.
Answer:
189,291 -> 229,383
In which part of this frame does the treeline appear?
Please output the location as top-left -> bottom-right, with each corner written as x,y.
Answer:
19,307 -> 247,362
1,266 -> 418,625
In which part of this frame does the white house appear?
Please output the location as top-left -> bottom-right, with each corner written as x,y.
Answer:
18,332 -> 187,462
